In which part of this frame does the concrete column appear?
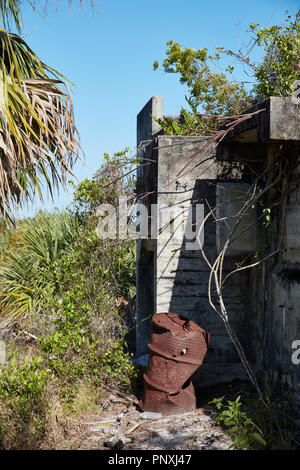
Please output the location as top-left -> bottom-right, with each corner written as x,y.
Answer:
135,97 -> 162,359
137,96 -> 163,148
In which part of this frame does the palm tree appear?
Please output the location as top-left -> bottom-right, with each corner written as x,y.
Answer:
0,1 -> 96,221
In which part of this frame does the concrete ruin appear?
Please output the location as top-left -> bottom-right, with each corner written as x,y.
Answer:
135,96 -> 300,397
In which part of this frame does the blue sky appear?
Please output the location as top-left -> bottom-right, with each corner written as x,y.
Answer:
18,0 -> 299,216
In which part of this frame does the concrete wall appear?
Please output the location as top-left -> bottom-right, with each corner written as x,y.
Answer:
135,97 -> 162,358
248,144 -> 300,396
135,101 -> 251,385
154,135 -> 249,386
137,96 -> 163,147
136,96 -> 300,395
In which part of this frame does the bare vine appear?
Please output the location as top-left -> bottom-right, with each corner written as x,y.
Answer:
193,140 -> 298,400
99,109 -> 299,401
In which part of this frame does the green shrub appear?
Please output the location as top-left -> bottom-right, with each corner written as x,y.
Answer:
209,395 -> 266,450
101,338 -> 138,391
39,282 -> 137,401
0,149 -> 139,444
0,356 -> 49,449
209,392 -> 296,450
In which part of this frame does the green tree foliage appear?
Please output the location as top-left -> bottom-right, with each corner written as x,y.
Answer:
153,98 -> 229,135
250,12 -> 300,99
154,10 -> 300,134
154,41 -> 252,116
71,148 -> 136,219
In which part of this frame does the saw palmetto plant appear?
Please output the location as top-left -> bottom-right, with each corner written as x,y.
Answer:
0,210 -> 80,322
0,1 -> 94,221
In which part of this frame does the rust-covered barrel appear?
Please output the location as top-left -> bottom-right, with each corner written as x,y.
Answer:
139,312 -> 210,415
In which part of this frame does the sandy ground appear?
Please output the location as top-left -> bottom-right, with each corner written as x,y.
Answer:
51,385 -> 233,451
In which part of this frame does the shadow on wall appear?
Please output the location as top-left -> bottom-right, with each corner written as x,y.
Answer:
156,178 -> 250,388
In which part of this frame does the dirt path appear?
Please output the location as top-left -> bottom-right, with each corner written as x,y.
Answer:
56,387 -> 232,451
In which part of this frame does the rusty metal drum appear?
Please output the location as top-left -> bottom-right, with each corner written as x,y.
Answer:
139,312 -> 210,415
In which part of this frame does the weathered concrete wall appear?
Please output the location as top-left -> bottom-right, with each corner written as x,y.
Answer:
136,129 -> 251,385
136,96 -> 300,394
216,182 -> 259,257
135,140 -> 157,358
135,97 -> 162,358
248,144 -> 300,395
137,96 -> 163,147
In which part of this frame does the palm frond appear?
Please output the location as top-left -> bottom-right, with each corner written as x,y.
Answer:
180,107 -> 198,129
0,0 -> 23,33
0,30 -> 83,220
0,210 -> 80,321
0,1 -> 98,34
152,115 -> 186,136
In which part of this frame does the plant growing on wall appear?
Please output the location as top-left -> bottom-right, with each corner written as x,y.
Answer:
153,9 -> 300,135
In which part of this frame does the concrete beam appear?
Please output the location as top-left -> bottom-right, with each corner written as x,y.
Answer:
223,97 -> 300,143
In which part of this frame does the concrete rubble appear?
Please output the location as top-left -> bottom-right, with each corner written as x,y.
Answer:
78,387 -> 233,451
